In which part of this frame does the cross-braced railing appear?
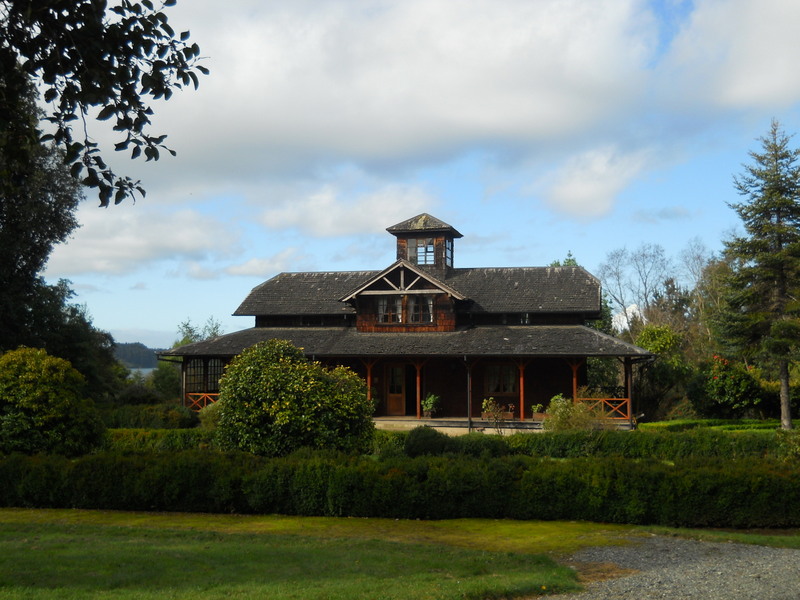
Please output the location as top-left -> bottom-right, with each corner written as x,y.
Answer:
575,397 -> 631,421
184,392 -> 219,411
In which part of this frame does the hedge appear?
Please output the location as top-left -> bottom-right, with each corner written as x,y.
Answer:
504,429 -> 777,460
104,428 -> 216,452
100,427 -> 784,460
2,451 -> 799,528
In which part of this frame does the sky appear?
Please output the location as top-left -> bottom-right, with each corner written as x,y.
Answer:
43,0 -> 800,349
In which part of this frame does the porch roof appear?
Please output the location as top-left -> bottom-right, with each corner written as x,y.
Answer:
160,325 -> 652,360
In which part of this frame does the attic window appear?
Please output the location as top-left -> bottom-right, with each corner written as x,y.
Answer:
409,296 -> 434,323
408,238 -> 435,265
378,297 -> 402,323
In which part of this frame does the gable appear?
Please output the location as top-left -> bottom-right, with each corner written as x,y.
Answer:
340,260 -> 465,302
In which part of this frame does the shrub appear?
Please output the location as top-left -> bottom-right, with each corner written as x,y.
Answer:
0,347 -> 105,456
689,356 -> 763,418
404,426 -> 451,457
2,451 -> 800,527
114,382 -> 164,405
100,402 -> 198,429
216,339 -> 375,457
449,432 -> 509,458
104,428 -> 216,452
198,399 -> 223,430
542,394 -> 595,431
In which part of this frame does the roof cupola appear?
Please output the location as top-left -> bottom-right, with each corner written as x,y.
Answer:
386,213 -> 462,273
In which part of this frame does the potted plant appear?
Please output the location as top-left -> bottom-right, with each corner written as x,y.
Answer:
530,403 -> 547,421
421,393 -> 441,418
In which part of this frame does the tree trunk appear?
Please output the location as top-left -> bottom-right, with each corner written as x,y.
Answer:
779,359 -> 793,430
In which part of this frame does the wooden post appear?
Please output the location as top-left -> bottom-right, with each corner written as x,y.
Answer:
566,359 -> 583,401
413,360 -> 427,419
517,361 -> 529,421
362,359 -> 378,405
624,357 -> 633,423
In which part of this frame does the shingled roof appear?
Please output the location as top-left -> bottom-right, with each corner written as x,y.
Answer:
162,325 -> 650,359
234,266 -> 601,317
386,213 -> 463,238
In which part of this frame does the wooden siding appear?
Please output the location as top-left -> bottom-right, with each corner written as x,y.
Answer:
356,294 -> 457,332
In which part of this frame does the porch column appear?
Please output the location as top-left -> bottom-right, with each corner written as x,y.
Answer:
362,359 -> 378,405
414,361 -> 424,419
517,361 -> 529,421
624,357 -> 634,422
463,357 -> 474,432
566,359 -> 584,401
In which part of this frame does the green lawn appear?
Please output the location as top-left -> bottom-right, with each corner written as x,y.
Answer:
1,509 -> 796,600
0,509 -> 605,600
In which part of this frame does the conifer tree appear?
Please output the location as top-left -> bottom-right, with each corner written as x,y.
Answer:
720,120 -> 800,429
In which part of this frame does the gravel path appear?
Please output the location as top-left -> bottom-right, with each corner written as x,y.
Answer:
556,535 -> 800,599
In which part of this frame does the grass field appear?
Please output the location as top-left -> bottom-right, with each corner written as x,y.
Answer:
1,509 -> 798,599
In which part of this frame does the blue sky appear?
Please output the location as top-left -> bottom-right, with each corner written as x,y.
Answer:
43,0 -> 800,348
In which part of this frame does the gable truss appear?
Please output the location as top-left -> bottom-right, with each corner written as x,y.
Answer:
340,259 -> 466,302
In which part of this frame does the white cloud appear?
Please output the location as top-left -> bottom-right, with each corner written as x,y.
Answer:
259,183 -> 434,236
45,203 -> 241,276
660,0 -> 800,110
537,146 -> 651,218
132,0 -> 656,191
633,206 -> 691,224
226,248 -> 307,277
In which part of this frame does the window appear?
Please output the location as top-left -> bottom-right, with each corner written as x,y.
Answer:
186,358 -> 225,393
185,359 -> 204,393
208,359 -> 224,393
445,238 -> 453,267
485,364 -> 518,396
409,296 -> 434,323
408,238 -> 435,265
378,296 -> 402,323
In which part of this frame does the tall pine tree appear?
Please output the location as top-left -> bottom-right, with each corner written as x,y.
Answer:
721,120 -> 800,429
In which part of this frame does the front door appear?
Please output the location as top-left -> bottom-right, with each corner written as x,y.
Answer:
386,364 -> 406,415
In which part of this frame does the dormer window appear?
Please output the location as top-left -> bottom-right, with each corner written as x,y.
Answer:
408,238 -> 435,265
409,296 -> 434,323
378,297 -> 402,323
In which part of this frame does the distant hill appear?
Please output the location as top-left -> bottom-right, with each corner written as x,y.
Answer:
115,342 -> 161,368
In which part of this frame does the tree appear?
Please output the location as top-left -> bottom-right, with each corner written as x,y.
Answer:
1,0 -> 206,205
174,316 -> 224,346
719,120 -> 800,429
216,340 -> 375,457
634,324 -> 691,418
0,347 -> 105,455
597,244 -> 672,337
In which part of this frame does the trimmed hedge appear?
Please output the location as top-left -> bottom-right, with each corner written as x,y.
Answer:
505,429 -> 777,460
100,403 -> 199,429
104,428 -> 216,452
2,451 -> 800,528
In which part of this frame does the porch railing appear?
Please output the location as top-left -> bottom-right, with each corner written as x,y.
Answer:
575,397 -> 631,421
184,392 -> 219,411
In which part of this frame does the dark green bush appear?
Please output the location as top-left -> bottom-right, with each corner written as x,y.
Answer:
404,426 -> 451,457
104,428 -> 215,452
2,451 -> 800,527
114,383 -> 164,405
448,432 -> 509,458
0,348 -> 106,456
371,429 -> 407,458
101,403 -> 199,429
505,429 -> 777,460
216,340 -> 374,457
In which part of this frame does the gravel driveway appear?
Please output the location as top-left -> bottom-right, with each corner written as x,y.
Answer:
556,535 -> 800,599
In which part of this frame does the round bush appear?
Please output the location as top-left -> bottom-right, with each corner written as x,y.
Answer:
0,347 -> 105,456
216,339 -> 374,456
404,426 -> 451,457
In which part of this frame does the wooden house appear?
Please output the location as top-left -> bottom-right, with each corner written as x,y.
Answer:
162,214 -> 651,427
